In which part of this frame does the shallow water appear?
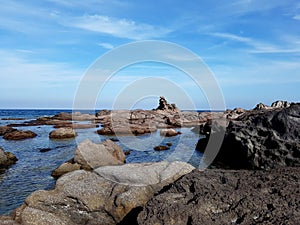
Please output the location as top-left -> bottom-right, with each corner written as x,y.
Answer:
0,110 -> 202,215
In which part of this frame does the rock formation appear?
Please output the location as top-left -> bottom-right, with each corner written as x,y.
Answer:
0,147 -> 18,169
155,96 -> 179,112
3,130 -> 37,140
4,161 -> 194,225
197,103 -> 300,169
49,128 -> 77,139
137,167 -> 300,225
52,139 -> 126,177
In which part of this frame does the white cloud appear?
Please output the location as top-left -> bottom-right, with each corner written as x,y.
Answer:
63,14 -> 171,40
98,42 -> 114,49
293,14 -> 300,20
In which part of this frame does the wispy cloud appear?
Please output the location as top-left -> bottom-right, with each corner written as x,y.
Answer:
98,42 -> 114,50
293,14 -> 300,20
63,14 -> 171,40
210,32 -> 300,54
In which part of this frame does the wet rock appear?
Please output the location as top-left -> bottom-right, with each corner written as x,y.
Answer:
137,167 -> 300,225
154,145 -> 170,151
0,126 -> 17,136
12,161 -> 194,225
160,128 -> 180,137
0,147 -> 17,169
3,130 -> 37,140
74,139 -> 125,170
49,128 -> 77,139
124,150 -> 131,155
39,148 -> 52,153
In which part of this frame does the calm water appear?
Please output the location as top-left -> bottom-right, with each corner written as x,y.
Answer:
0,109 -> 202,215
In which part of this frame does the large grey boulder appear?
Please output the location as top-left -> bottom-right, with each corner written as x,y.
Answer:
74,139 -> 125,170
49,128 -> 77,139
11,161 -> 194,225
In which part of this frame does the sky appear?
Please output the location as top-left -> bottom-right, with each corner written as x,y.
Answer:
0,0 -> 299,110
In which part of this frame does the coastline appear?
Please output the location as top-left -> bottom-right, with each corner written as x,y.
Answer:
0,98 -> 299,224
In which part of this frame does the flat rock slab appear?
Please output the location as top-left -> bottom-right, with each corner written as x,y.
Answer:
10,161 -> 194,225
138,167 -> 300,225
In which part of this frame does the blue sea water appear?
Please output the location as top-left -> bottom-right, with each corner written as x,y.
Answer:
0,109 -> 202,215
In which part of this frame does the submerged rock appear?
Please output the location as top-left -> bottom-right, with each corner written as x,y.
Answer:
10,161 -> 194,225
137,167 -> 300,225
3,130 -> 37,140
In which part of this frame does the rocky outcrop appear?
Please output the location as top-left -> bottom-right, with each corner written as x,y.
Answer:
271,100 -> 291,108
154,145 -> 170,151
155,96 -> 179,112
3,130 -> 37,140
7,161 -> 194,225
97,124 -> 157,136
49,128 -> 77,139
0,126 -> 17,136
137,167 -> 300,225
0,147 -> 18,169
198,103 -> 300,169
253,102 -> 271,110
74,139 -> 125,170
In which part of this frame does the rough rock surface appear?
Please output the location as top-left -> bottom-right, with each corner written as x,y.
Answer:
49,128 -> 77,139
197,103 -> 300,169
3,130 -> 37,140
0,147 -> 18,169
271,100 -> 291,108
51,161 -> 81,179
0,126 -> 17,136
138,167 -> 300,225
74,139 -> 125,170
7,161 -> 194,225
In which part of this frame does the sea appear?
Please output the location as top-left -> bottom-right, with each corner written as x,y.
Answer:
0,109 -> 203,215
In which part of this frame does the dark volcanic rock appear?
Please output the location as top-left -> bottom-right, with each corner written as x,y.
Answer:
3,130 -> 37,140
155,96 -> 179,112
210,103 -> 300,169
137,168 -> 300,225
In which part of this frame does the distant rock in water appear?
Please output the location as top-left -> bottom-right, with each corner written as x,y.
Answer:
0,147 -> 17,169
0,126 -> 17,136
210,103 -> 300,169
3,130 -> 37,140
49,128 -> 77,139
155,96 -> 179,112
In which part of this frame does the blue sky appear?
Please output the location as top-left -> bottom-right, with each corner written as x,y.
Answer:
0,0 -> 299,109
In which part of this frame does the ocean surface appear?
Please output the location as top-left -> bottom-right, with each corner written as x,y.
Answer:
0,109 -> 202,215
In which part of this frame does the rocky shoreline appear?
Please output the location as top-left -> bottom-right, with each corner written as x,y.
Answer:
0,98 -> 299,224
